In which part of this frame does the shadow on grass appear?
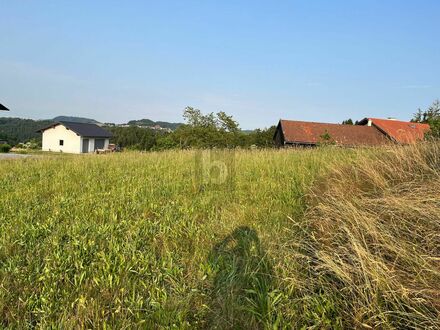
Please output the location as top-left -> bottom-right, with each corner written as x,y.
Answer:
206,226 -> 278,329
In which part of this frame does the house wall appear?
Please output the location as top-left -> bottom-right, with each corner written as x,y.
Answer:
42,125 -> 81,153
274,126 -> 285,147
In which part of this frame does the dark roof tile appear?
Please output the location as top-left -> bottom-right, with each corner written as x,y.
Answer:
38,121 -> 112,138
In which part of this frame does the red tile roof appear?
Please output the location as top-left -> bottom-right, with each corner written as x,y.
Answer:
364,118 -> 430,144
278,120 -> 389,146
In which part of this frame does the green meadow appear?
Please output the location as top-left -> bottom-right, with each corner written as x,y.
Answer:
1,146 -> 439,328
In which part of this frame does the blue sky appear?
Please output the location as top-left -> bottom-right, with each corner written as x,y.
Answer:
1,1 -> 439,129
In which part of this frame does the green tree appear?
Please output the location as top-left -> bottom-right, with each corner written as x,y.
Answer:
412,100 -> 440,123
319,130 -> 335,145
0,118 -> 54,146
113,107 -> 277,150
109,126 -> 161,150
154,135 -> 178,150
175,107 -> 242,148
246,126 -> 276,147
412,99 -> 440,138
183,107 -> 217,128
216,111 -> 239,132
412,108 -> 424,123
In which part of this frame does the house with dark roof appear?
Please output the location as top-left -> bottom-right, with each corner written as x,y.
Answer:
274,118 -> 429,147
38,121 -> 113,153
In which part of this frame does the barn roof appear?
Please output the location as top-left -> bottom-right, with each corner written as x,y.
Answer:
277,119 -> 389,146
38,121 -> 113,138
358,118 -> 430,144
0,103 -> 9,111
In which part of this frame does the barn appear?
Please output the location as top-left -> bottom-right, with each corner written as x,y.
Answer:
273,119 -> 388,147
274,118 -> 430,147
38,121 -> 112,154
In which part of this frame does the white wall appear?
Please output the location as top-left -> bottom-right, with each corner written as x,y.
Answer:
42,125 -> 81,153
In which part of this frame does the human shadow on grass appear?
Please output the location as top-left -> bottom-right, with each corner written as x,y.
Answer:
206,226 -> 277,329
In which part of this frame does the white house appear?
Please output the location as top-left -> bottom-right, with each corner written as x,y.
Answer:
38,121 -> 113,154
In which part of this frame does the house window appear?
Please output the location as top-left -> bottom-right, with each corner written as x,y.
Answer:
59,140 -> 64,146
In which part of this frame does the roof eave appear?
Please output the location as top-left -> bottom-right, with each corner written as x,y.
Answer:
37,122 -> 59,133
81,135 -> 113,138
284,140 -> 317,146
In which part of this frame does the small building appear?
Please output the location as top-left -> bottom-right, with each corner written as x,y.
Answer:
273,119 -> 388,147
357,118 -> 430,144
38,121 -> 113,154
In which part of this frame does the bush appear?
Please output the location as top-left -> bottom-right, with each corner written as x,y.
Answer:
0,144 -> 11,153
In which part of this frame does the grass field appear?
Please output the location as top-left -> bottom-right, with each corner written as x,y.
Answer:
1,146 -> 439,328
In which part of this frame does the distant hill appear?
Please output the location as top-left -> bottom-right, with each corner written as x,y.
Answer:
53,116 -> 100,124
0,116 -> 184,145
127,119 -> 182,130
0,117 -> 54,145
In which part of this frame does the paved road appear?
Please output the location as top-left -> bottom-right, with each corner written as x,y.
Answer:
0,153 -> 32,160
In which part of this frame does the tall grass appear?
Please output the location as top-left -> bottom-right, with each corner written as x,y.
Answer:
0,145 -> 438,328
300,143 -> 440,328
0,148 -> 345,328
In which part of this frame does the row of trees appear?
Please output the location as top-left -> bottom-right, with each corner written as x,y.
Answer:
3,101 -> 438,150
0,110 -> 275,150
109,107 -> 276,150
0,118 -> 53,145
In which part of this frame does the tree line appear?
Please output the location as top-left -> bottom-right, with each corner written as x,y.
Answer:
109,107 -> 276,150
0,109 -> 275,150
2,101 -> 439,149
0,118 -> 53,146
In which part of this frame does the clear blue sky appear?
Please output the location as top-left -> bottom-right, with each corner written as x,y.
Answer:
1,1 -> 439,129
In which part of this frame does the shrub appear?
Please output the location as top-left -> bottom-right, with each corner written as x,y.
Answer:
0,143 -> 11,153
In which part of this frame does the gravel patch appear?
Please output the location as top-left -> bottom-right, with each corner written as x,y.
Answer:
0,153 -> 32,160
